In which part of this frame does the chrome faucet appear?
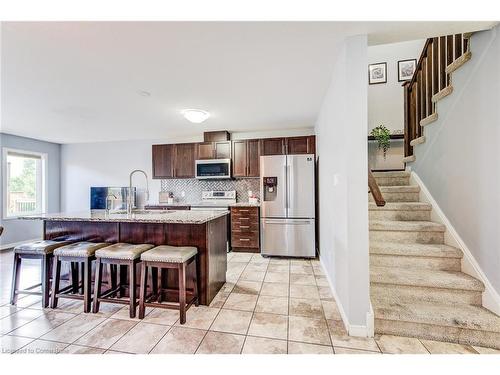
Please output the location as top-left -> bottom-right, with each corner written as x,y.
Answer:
128,169 -> 150,214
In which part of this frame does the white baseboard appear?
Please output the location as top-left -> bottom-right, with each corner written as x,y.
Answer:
0,238 -> 41,251
410,171 -> 500,316
320,258 -> 374,337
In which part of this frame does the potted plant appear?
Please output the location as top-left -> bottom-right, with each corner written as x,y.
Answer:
370,125 -> 391,159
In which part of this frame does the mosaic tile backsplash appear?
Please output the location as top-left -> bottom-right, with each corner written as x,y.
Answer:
160,178 -> 260,203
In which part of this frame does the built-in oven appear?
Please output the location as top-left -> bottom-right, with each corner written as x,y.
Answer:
195,159 -> 231,179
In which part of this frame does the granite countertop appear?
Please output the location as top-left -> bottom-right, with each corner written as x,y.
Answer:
229,202 -> 260,207
19,210 -> 229,224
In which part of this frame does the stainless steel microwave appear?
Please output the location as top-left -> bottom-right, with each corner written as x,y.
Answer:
195,159 -> 231,179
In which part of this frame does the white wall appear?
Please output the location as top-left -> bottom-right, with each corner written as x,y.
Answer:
0,133 -> 61,248
60,128 -> 314,212
315,35 -> 371,335
367,39 -> 425,171
412,27 -> 500,294
368,39 -> 426,133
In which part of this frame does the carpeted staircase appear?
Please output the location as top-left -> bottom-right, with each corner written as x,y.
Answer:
369,171 -> 500,349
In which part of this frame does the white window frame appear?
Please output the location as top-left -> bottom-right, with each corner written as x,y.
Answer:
2,147 -> 48,220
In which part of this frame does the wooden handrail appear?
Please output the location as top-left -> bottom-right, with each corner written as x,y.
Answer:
403,33 -> 472,158
368,169 -> 386,207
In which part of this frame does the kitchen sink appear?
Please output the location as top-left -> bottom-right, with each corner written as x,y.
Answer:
110,209 -> 174,215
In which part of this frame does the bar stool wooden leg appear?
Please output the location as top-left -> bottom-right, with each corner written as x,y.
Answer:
151,267 -> 158,297
119,265 -> 127,298
92,259 -> 103,313
41,255 -> 51,308
129,260 -> 137,318
83,259 -> 92,313
192,257 -> 199,306
50,256 -> 62,308
70,262 -> 79,294
80,262 -> 85,295
178,262 -> 186,324
109,264 -> 117,296
138,262 -> 148,319
10,254 -> 22,305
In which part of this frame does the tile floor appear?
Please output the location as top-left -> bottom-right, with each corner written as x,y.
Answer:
0,250 -> 499,354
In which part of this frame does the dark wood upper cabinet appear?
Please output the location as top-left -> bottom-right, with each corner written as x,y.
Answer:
286,137 -> 308,154
196,142 -> 215,160
260,138 -> 285,155
232,139 -> 260,178
247,139 -> 260,177
307,135 -> 316,154
152,144 -> 174,179
215,141 -> 231,159
204,131 -> 230,142
286,135 -> 316,154
174,143 -> 196,178
232,140 -> 247,177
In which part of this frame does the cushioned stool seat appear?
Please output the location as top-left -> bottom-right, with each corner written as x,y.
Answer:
15,240 -> 72,255
11,240 -> 72,308
95,243 -> 154,260
141,245 -> 197,263
54,241 -> 109,257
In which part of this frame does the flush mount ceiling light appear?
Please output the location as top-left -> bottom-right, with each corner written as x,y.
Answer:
182,109 -> 210,124
138,90 -> 151,97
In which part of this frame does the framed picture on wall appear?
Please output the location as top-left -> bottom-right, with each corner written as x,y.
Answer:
398,59 -> 417,81
368,62 -> 387,85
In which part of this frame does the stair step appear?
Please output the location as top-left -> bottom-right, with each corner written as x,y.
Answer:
369,220 -> 445,243
374,300 -> 500,349
369,186 -> 420,203
372,171 -> 410,186
370,242 -> 462,271
371,283 -> 482,305
369,202 -> 431,221
371,266 -> 484,292
370,242 -> 462,258
370,220 -> 445,232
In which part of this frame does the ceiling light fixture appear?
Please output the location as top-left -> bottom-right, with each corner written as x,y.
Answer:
138,90 -> 151,97
182,109 -> 210,124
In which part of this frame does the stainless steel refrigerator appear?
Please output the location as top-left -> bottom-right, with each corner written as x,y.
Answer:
260,154 -> 316,257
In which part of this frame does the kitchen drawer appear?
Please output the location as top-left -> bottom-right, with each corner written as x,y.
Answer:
231,233 -> 259,248
231,208 -> 259,220
231,221 -> 259,232
231,207 -> 259,215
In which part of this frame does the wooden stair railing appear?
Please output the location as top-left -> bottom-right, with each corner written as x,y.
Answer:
403,33 -> 472,159
368,169 -> 386,207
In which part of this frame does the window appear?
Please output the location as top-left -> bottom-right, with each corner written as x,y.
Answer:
2,148 -> 47,218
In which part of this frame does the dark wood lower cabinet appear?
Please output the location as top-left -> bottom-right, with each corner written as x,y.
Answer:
230,207 -> 260,253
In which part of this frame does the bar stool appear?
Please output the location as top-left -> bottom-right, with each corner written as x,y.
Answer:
92,243 -> 154,318
10,240 -> 72,307
50,242 -> 110,313
138,245 -> 199,324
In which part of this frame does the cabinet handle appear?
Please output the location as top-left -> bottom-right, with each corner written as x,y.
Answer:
239,238 -> 250,241
239,209 -> 249,212
240,225 -> 250,229
239,217 -> 249,220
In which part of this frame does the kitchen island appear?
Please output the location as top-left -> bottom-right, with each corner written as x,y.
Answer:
21,210 -> 228,305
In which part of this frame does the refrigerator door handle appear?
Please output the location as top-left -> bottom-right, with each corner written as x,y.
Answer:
283,164 -> 288,210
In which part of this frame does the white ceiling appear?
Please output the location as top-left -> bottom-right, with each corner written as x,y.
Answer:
1,21 -> 495,144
